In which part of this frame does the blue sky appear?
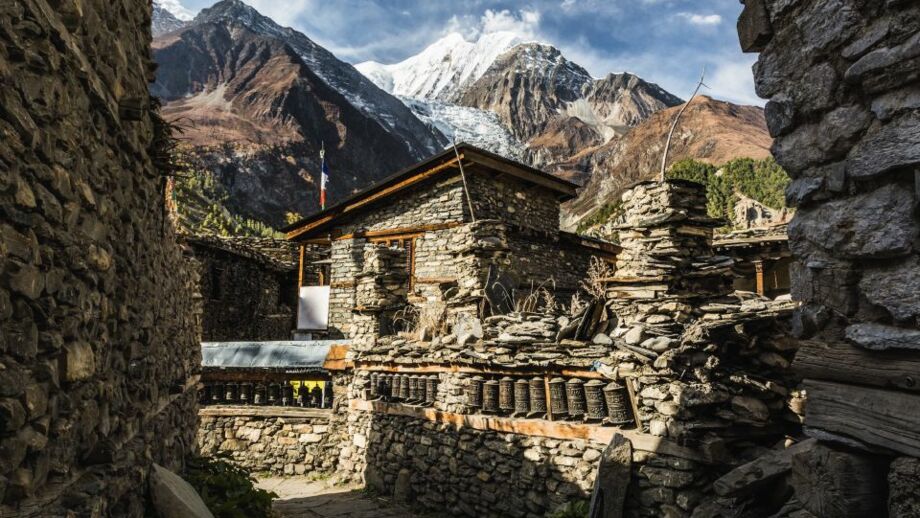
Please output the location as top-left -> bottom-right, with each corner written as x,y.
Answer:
179,0 -> 761,106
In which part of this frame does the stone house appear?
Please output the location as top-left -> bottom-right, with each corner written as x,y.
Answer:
283,144 -> 618,342
183,235 -> 303,341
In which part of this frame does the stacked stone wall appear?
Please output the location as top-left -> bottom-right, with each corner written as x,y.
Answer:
198,408 -> 339,476
467,172 -> 561,232
0,1 -> 200,514
735,1 -> 920,514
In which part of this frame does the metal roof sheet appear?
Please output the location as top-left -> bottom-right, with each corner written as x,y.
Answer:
201,340 -> 349,369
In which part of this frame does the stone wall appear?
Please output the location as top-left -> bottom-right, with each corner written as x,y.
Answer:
0,1 -> 200,515
187,238 -> 297,341
736,1 -> 920,515
198,408 -> 339,476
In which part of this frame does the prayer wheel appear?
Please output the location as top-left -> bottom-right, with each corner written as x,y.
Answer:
253,384 -> 266,405
467,376 -> 484,408
417,375 -> 427,404
603,381 -> 633,425
483,380 -> 500,413
398,374 -> 410,400
211,383 -> 224,404
240,383 -> 252,404
549,378 -> 568,418
282,384 -> 294,406
381,374 -> 393,399
409,375 -> 421,403
514,379 -> 530,416
566,378 -> 586,420
499,377 -> 515,414
311,385 -> 323,407
369,373 -> 379,398
297,384 -> 309,407
225,383 -> 238,403
528,377 -> 546,417
425,376 -> 438,405
267,384 -> 280,405
584,380 -> 606,421
199,384 -> 211,405
391,375 -> 403,400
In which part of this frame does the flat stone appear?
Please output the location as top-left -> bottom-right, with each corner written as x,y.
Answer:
592,333 -> 612,345
62,341 -> 95,382
623,326 -> 645,345
847,111 -> 920,179
844,323 -> 920,351
731,396 -> 770,423
149,463 -> 214,518
788,183 -> 917,260
641,336 -> 674,353
859,256 -> 920,322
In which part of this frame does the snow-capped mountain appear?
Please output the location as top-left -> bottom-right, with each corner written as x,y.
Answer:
356,32 -> 526,102
155,0 -> 195,21
192,0 -> 444,157
152,1 -> 188,36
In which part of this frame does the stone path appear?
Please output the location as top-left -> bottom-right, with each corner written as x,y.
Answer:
256,477 -> 423,518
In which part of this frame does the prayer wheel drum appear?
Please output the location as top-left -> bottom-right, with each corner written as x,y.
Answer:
467,376 -> 484,408
549,378 -> 568,418
297,384 -> 309,406
528,377 -> 546,417
499,377 -> 515,414
483,380 -> 500,413
199,384 -> 211,405
566,378 -> 586,419
398,374 -> 410,400
408,375 -> 419,402
425,376 -> 438,405
369,373 -> 379,398
253,384 -> 266,405
380,374 -> 393,399
416,375 -> 427,403
267,383 -> 280,405
224,383 -> 238,403
603,381 -> 633,425
514,378 -> 530,416
584,380 -> 606,421
240,383 -> 252,404
211,382 -> 224,404
282,384 -> 294,406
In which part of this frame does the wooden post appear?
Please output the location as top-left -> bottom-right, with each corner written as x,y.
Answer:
544,377 -> 554,421
754,260 -> 765,296
297,244 -> 305,287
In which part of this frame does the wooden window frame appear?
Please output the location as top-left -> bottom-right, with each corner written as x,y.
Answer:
369,234 -> 417,290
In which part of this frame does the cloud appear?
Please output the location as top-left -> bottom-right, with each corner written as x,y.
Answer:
677,12 -> 723,26
480,8 -> 542,38
707,55 -> 762,106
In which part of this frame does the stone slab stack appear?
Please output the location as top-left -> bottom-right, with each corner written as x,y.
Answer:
352,244 -> 409,348
735,1 -> 920,515
606,180 -> 733,342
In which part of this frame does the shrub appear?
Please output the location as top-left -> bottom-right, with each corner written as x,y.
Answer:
183,455 -> 277,518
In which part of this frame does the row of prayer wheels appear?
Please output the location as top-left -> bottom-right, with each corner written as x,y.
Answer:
367,372 -> 438,406
464,376 -> 632,425
200,382 -> 330,408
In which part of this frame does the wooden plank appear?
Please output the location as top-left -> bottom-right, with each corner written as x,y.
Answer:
794,340 -> 920,392
297,244 -> 305,287
349,399 -> 710,462
354,361 -> 609,380
199,406 -> 333,419
804,379 -> 920,457
754,260 -> 765,296
336,222 -> 462,241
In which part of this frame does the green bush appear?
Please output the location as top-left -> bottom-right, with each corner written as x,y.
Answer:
183,455 -> 276,518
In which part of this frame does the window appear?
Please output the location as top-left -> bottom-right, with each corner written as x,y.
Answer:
369,236 -> 416,290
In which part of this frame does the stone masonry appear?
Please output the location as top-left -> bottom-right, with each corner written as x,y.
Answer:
737,1 -> 920,515
0,1 -> 200,515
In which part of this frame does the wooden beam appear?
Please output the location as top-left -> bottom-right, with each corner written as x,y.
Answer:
464,150 -> 577,198
297,244 -> 305,288
754,260 -> 765,296
334,222 -> 462,241
804,379 -> 920,457
353,361 -> 613,380
349,399 -> 711,463
286,156 -> 462,241
794,340 -> 920,392
199,406 -> 333,419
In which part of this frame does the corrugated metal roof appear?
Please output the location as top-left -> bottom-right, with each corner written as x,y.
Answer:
201,340 -> 349,369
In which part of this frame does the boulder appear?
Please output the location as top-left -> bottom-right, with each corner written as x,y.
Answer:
859,256 -> 920,322
149,464 -> 214,518
844,322 -> 920,351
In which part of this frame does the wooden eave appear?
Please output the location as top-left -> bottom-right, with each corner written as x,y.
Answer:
283,144 -> 578,242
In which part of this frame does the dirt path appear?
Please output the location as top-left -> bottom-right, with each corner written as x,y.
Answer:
256,477 -> 423,518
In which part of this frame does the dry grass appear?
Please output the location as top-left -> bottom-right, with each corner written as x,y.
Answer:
580,256 -> 614,300
506,279 -> 559,314
392,301 -> 448,340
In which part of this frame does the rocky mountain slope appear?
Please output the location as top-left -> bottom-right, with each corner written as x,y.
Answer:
152,2 -> 187,37
563,96 -> 772,229
151,0 -> 445,228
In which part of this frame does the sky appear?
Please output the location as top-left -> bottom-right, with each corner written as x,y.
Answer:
179,0 -> 761,106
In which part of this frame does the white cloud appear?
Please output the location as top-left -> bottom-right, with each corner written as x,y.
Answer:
707,55 -> 763,106
245,0 -> 313,27
677,12 -> 723,26
480,8 -> 542,38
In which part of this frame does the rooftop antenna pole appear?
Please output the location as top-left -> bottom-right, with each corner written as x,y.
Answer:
659,68 -> 708,182
452,137 -> 477,222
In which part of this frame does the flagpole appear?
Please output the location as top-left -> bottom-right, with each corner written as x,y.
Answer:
320,141 -> 326,211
